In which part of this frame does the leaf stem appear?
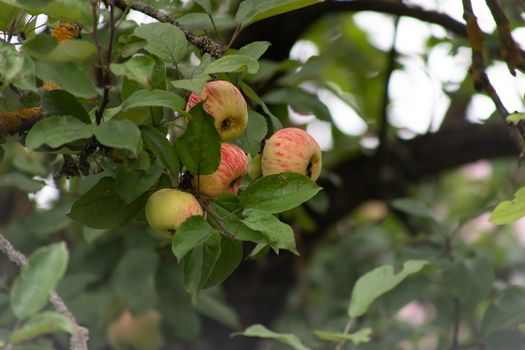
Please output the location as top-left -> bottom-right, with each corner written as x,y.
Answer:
334,317 -> 353,350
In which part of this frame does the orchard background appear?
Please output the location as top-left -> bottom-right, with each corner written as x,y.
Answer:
1,0 -> 525,349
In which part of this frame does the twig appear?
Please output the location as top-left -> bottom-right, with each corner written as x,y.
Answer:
484,0 -> 525,75
112,0 -> 224,58
448,298 -> 461,350
377,12 -> 400,160
195,196 -> 236,239
461,0 -> 525,155
0,234 -> 89,350
95,1 -> 117,124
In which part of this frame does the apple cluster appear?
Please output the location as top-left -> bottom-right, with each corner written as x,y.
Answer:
145,80 -> 322,238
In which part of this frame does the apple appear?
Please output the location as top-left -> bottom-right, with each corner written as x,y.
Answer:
193,143 -> 248,197
261,128 -> 322,181
186,80 -> 248,141
145,188 -> 203,238
107,309 -> 163,350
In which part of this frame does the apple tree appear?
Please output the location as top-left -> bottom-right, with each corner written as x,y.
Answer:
0,0 -> 525,349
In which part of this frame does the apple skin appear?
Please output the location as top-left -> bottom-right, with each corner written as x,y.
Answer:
193,143 -> 248,197
261,128 -> 322,181
107,309 -> 163,350
145,189 -> 203,238
186,80 -> 248,141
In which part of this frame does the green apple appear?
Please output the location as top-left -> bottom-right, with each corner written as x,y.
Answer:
193,143 -> 248,197
186,80 -> 248,141
261,127 -> 322,181
145,189 -> 203,238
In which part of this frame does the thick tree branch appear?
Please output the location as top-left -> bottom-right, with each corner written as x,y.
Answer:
235,0 -> 525,69
112,0 -> 224,58
0,234 -> 89,350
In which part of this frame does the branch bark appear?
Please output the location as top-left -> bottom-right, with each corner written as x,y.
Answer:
112,0 -> 224,58
0,234 -> 89,350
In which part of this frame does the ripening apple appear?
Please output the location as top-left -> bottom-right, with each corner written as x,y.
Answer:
261,128 -> 322,181
186,80 -> 248,141
145,189 -> 203,238
193,143 -> 248,197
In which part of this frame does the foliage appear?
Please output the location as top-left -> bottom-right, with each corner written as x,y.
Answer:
0,0 -> 524,349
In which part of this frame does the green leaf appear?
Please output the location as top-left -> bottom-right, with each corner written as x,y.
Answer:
0,0 -> 91,24
314,328 -> 372,345
237,41 -> 271,59
25,116 -> 93,150
235,324 -> 312,350
211,198 -> 266,243
141,126 -> 180,178
34,61 -> 97,99
490,187 -> 525,224
203,238 -> 243,288
0,41 -> 24,86
235,0 -> 321,28
348,260 -> 429,318
94,119 -> 141,152
184,235 -> 221,302
112,248 -> 159,314
68,177 -> 146,229
239,81 -> 282,132
204,54 -> 259,74
171,73 -> 209,94
134,22 -> 188,63
240,173 -> 321,213
230,110 -> 267,156
115,159 -> 164,204
194,0 -> 212,14
23,35 -> 96,62
482,286 -> 525,335
110,55 -> 155,86
196,289 -> 241,329
263,88 -> 331,121
0,172 -> 44,192
444,255 -> 494,306
0,3 -> 21,29
175,103 -> 221,175
10,243 -> 69,319
120,89 -> 185,113
391,198 -> 433,219
172,216 -> 218,261
241,208 -> 298,255
506,112 -> 525,125
10,312 -> 74,344
41,89 -> 91,123
156,264 -> 201,341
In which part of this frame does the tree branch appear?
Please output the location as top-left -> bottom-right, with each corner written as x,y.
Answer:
0,234 -> 89,350
485,0 -> 525,75
461,0 -> 525,155
112,0 -> 224,58
377,12 -> 400,160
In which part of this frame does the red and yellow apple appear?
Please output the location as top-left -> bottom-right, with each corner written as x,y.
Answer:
193,143 -> 248,197
186,80 -> 248,141
145,188 -> 203,238
261,128 -> 322,181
